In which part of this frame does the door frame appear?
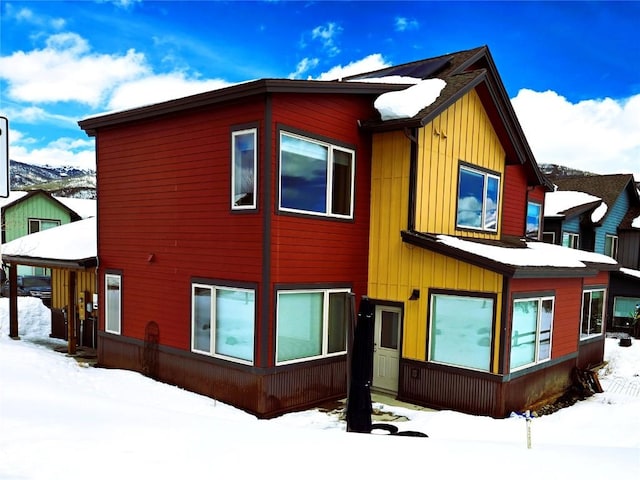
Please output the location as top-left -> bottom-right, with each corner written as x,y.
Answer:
372,301 -> 404,394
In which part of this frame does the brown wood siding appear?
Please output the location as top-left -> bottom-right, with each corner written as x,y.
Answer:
502,165 -> 527,236
98,333 -> 346,418
97,99 -> 267,350
400,355 -> 576,418
509,277 -> 581,359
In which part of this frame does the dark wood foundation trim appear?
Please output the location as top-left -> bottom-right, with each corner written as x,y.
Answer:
97,332 -> 347,418
399,356 -> 577,418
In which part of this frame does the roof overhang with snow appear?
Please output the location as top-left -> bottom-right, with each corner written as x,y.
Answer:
1,217 -> 97,270
401,230 -> 619,279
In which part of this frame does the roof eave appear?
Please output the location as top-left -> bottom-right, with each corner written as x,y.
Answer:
78,79 -> 402,136
2,255 -> 97,269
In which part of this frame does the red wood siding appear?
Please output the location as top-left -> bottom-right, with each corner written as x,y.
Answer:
509,277 -> 582,359
97,99 -> 267,350
502,165 -> 527,236
269,93 -> 373,289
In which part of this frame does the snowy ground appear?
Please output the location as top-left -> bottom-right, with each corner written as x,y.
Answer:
1,297 -> 639,479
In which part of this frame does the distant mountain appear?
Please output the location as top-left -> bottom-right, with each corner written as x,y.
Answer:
539,163 -> 597,181
9,160 -> 96,199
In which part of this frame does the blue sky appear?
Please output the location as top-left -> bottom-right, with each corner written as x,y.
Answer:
1,0 -> 639,179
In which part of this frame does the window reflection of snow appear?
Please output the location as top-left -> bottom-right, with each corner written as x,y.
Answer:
430,294 -> 493,371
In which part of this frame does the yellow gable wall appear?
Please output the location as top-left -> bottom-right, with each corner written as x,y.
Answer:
368,89 -> 505,371
415,89 -> 506,237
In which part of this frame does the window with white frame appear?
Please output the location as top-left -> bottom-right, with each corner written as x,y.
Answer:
604,234 -> 618,259
231,128 -> 257,209
581,288 -> 605,339
29,218 -> 61,234
279,132 -> 355,218
510,296 -> 554,371
456,165 -> 500,232
105,274 -> 122,335
542,231 -> 555,244
191,284 -> 255,364
562,232 -> 579,249
276,289 -> 350,364
526,201 -> 542,240
429,293 -> 494,372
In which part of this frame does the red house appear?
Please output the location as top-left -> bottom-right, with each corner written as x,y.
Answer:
79,46 -> 617,418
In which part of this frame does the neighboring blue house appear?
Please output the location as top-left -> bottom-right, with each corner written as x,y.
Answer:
544,174 -> 640,335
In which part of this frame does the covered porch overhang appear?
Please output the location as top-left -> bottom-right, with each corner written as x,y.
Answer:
3,254 -> 98,354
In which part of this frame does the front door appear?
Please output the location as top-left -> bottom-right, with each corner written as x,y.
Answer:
372,305 -> 402,393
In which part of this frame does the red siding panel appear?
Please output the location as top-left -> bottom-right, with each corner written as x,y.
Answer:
502,165 -> 527,236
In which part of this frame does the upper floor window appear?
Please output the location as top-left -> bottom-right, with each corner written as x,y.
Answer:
191,283 -> 255,364
562,232 -> 579,249
605,234 -> 618,259
29,218 -> 61,234
105,273 -> 122,335
526,202 -> 542,240
510,296 -> 554,371
581,288 -> 605,339
231,128 -> 257,209
456,165 -> 500,232
279,132 -> 354,219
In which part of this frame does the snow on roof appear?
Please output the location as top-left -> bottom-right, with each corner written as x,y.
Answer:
633,214 -> 640,229
0,191 -> 28,208
1,217 -> 96,261
349,75 -> 423,85
619,267 -> 640,280
54,196 -> 97,219
436,234 -> 618,269
543,190 -> 602,218
590,201 -> 608,223
374,78 -> 446,121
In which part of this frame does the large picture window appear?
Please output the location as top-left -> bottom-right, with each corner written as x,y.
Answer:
429,293 -> 494,371
231,128 -> 257,209
510,297 -> 554,371
276,289 -> 350,364
191,284 -> 255,364
456,165 -> 500,232
105,274 -> 121,335
581,288 -> 605,339
279,132 -> 354,218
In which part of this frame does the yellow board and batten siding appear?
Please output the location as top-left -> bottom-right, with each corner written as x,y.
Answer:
51,269 -> 97,311
368,89 -> 505,371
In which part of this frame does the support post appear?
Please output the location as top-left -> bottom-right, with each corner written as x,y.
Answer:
8,264 -> 18,339
67,271 -> 77,355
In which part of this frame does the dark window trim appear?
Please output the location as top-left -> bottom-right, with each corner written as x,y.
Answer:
426,288 -> 498,372
455,160 -> 502,234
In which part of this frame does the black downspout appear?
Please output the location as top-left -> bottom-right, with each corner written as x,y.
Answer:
405,127 -> 418,231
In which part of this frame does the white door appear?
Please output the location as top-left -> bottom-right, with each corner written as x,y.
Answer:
372,306 -> 401,393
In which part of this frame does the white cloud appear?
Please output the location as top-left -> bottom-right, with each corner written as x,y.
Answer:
5,4 -> 66,29
0,33 -> 149,108
107,73 -> 233,111
395,17 -> 419,31
311,22 -> 342,56
289,57 -> 320,80
9,131 -> 95,169
512,89 -> 640,181
315,54 -> 390,81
